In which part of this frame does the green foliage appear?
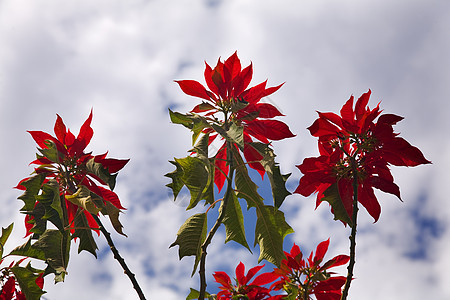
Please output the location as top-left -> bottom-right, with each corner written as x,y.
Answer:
11,229 -> 71,283
170,213 -> 208,276
72,212 -> 98,257
220,192 -> 250,251
248,142 -> 291,208
11,264 -> 46,300
34,180 -> 65,233
85,158 -> 118,190
322,183 -> 353,226
186,288 -> 214,300
0,223 -> 13,258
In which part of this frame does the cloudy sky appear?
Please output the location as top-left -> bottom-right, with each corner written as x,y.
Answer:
1,0 -> 449,299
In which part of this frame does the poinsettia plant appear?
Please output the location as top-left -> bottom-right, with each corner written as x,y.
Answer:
168,52 -> 295,299
13,112 -> 145,299
294,90 -> 430,298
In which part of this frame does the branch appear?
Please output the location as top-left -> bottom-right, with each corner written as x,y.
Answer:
91,214 -> 147,300
198,141 -> 235,300
341,158 -> 358,300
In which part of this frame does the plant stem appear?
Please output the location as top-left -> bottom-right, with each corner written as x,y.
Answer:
91,214 -> 147,300
198,142 -> 235,300
66,181 -> 146,299
341,158 -> 359,300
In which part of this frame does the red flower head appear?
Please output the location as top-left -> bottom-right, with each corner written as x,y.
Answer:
16,111 -> 129,236
272,239 -> 349,300
213,262 -> 280,300
295,90 -> 430,223
176,52 -> 295,190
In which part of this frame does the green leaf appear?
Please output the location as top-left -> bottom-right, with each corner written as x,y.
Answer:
86,158 -> 117,190
0,223 -> 14,258
28,202 -> 47,236
169,109 -> 210,145
170,213 -> 207,276
11,229 -> 71,283
186,288 -> 214,300
211,122 -> 244,151
322,182 -> 353,226
65,185 -> 101,215
254,206 -> 293,266
232,149 -> 292,266
9,238 -> 46,261
248,142 -> 291,208
104,201 -> 127,237
38,140 -> 63,163
220,192 -> 250,252
233,148 -> 264,210
34,180 -> 64,233
72,212 -> 98,257
11,265 -> 45,300
166,156 -> 213,210
17,174 -> 46,212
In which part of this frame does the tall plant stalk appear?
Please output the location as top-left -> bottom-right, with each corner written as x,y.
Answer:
341,157 -> 359,300
198,142 -> 234,300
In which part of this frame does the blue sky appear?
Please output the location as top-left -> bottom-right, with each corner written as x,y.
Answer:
1,0 -> 449,299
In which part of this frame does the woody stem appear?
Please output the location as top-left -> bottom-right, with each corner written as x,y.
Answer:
65,180 -> 146,300
91,214 -> 147,300
341,157 -> 358,300
198,141 -> 234,300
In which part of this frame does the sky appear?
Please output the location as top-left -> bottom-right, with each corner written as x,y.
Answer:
0,0 -> 449,299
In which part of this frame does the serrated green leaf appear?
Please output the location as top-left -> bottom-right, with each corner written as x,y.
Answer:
170,213 -> 207,276
232,149 -> 292,266
86,158 -> 117,190
211,122 -> 244,151
28,202 -> 47,236
322,182 -> 353,226
169,109 -> 195,129
166,156 -> 213,210
169,109 -> 210,145
248,142 -> 291,208
17,174 -> 45,212
65,185 -> 101,215
34,180 -> 64,233
104,201 -> 126,237
11,265 -> 45,300
255,206 -> 293,266
191,132 -> 210,159
233,148 -> 264,210
0,223 -> 13,258
186,288 -> 214,300
39,140 -> 63,163
11,229 -> 70,283
220,192 -> 250,252
72,211 -> 98,257
9,238 -> 46,261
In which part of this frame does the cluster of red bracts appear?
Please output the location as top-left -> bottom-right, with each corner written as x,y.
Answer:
294,90 -> 430,222
213,239 -> 349,300
16,111 -> 129,236
176,52 -> 295,191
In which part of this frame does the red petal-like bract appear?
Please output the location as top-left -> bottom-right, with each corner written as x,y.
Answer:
19,111 -> 129,237
296,90 -> 430,223
176,52 -> 294,191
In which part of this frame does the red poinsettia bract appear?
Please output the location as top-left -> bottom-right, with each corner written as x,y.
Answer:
213,262 -> 281,300
16,111 -> 129,235
176,52 -> 294,190
295,90 -> 430,222
271,239 -> 349,300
